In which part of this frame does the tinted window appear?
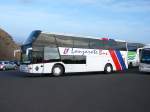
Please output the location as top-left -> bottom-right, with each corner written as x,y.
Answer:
127,43 -> 144,51
61,55 -> 86,64
116,42 -> 127,51
103,39 -> 116,50
25,30 -> 41,45
141,49 -> 150,64
32,47 -> 43,63
56,35 -> 73,47
127,43 -> 137,51
10,62 -> 14,64
33,34 -> 56,47
73,55 -> 86,64
44,47 -> 60,62
102,39 -> 127,50
61,55 -> 74,64
89,39 -> 104,49
4,62 -> 9,64
73,38 -> 89,48
128,46 -> 137,51
137,43 -> 144,48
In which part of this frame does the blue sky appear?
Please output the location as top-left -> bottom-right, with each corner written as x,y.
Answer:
0,0 -> 150,44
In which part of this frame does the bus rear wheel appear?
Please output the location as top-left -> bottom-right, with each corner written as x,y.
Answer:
104,64 -> 113,74
52,64 -> 64,76
129,62 -> 133,68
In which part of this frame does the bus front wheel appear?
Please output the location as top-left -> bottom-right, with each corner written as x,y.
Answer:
104,64 -> 113,74
52,64 -> 64,76
3,67 -> 6,71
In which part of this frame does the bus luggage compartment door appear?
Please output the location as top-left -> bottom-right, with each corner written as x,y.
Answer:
32,64 -> 44,73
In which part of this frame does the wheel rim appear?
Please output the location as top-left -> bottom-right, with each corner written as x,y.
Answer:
107,66 -> 112,73
53,67 -> 61,76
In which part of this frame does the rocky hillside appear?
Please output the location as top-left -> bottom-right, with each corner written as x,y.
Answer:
0,28 -> 20,60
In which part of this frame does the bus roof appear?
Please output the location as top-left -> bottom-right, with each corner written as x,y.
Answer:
41,31 -> 123,42
42,31 -> 103,40
144,45 -> 150,48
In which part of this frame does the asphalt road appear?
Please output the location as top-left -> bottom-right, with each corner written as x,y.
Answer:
0,68 -> 150,112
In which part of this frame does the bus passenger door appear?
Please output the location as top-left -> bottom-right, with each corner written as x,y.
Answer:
43,47 -> 60,73
32,50 -> 44,73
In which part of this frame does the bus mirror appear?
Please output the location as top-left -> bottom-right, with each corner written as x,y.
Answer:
26,48 -> 32,56
139,49 -> 142,61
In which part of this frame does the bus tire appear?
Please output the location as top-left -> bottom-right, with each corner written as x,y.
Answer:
104,64 -> 113,74
3,67 -> 6,71
129,62 -> 133,68
52,64 -> 64,76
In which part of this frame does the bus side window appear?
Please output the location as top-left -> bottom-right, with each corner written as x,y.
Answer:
108,39 -> 117,50
127,43 -> 137,51
33,33 -> 56,47
44,47 -> 60,61
73,55 -> 86,64
32,46 -> 44,63
116,42 -> 126,51
56,36 -> 73,48
73,38 -> 90,49
103,40 -> 111,50
61,55 -> 74,64
89,39 -> 103,49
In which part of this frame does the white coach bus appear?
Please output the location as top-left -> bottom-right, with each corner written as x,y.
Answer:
20,30 -> 128,76
139,45 -> 150,72
127,42 -> 144,67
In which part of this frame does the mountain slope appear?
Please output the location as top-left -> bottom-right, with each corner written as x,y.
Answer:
0,28 -> 20,60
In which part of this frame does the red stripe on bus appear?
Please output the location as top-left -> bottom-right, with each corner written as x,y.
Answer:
109,50 -> 122,71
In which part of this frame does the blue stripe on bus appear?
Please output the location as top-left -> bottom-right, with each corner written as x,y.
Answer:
115,50 -> 127,70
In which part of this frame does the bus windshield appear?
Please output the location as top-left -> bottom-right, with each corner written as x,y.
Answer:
21,45 -> 32,64
141,49 -> 150,64
24,30 -> 41,45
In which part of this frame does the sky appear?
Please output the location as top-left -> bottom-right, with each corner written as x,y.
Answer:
0,0 -> 150,44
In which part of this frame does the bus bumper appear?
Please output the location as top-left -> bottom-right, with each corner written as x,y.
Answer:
19,65 -> 31,73
139,63 -> 150,72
